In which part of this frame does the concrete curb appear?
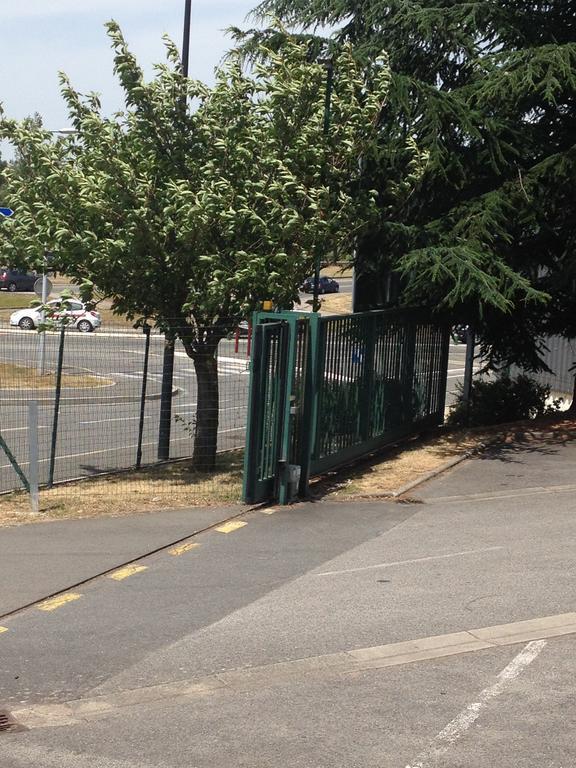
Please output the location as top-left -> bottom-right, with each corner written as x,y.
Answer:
390,451 -> 476,498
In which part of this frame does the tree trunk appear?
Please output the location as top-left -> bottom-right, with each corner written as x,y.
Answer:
192,351 -> 219,471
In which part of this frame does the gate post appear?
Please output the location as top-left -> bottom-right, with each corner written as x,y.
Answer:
298,312 -> 321,498
277,315 -> 301,506
242,317 -> 265,504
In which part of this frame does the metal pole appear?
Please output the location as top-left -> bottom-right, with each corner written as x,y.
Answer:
28,401 -> 39,514
182,0 -> 192,77
38,254 -> 49,375
47,322 -> 66,488
136,325 -> 151,468
313,60 -> 334,313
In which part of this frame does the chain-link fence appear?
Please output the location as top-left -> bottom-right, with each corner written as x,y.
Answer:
0,319 -> 250,515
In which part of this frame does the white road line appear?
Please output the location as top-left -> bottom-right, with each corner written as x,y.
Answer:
405,639 -> 547,768
77,405 -> 246,423
0,425 -> 49,433
315,546 -> 504,577
0,431 -> 243,471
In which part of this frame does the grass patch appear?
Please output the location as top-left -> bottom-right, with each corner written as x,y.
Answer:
0,362 -> 113,390
0,451 -> 244,527
0,292 -> 35,310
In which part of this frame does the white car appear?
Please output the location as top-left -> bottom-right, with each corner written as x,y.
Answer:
10,299 -> 102,333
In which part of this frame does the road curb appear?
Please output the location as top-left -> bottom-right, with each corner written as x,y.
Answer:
390,452 -> 475,498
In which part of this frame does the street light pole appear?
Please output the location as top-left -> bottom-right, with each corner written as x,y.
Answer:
182,0 -> 192,78
312,58 -> 334,313
158,0 -> 192,461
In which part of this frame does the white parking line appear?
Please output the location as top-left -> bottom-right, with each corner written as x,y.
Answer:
315,547 -> 504,577
405,640 -> 547,768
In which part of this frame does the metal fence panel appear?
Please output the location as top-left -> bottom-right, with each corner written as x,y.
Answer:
311,311 -> 449,474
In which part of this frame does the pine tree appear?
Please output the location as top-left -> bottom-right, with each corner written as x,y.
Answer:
248,0 -> 576,377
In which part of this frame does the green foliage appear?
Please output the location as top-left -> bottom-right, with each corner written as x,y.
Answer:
248,0 -> 576,374
447,375 -> 563,428
0,21 -> 411,468
0,22 -> 397,347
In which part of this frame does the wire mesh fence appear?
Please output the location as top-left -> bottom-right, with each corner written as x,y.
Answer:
0,318 -> 250,514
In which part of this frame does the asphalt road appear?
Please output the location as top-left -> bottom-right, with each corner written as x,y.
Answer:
0,321 -> 470,493
1,436 -> 575,766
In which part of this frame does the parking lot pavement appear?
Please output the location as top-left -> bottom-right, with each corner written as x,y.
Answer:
414,426 -> 576,501
4,632 -> 574,767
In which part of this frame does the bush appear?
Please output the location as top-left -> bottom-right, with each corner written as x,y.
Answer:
447,374 -> 563,427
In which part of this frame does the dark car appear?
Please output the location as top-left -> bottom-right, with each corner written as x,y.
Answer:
0,267 -> 37,292
300,276 -> 340,294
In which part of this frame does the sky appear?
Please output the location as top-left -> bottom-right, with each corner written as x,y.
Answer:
1,0 -> 261,158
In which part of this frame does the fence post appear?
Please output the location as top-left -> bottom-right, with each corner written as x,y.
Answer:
47,323 -> 66,488
277,316 -> 299,505
242,315 -> 264,504
28,401 -> 39,514
298,313 -> 321,497
360,314 -> 376,441
136,324 -> 151,469
157,336 -> 175,461
437,325 -> 451,421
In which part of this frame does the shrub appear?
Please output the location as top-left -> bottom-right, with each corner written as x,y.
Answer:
447,374 -> 563,427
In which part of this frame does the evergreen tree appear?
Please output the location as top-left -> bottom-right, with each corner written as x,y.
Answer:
247,1 -> 576,380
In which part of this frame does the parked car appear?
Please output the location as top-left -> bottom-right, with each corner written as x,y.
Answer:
0,267 -> 37,292
9,299 -> 102,332
300,276 -> 340,294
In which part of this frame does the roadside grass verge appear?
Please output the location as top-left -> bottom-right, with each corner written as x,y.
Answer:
0,292 -> 35,310
0,450 -> 244,527
310,417 -> 576,499
0,362 -> 112,389
3,418 -> 574,528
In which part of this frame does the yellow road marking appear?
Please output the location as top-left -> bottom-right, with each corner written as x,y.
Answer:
37,593 -> 82,612
0,626 -> 8,634
169,542 -> 201,556
215,520 -> 247,534
261,508 -> 277,515
108,565 -> 148,581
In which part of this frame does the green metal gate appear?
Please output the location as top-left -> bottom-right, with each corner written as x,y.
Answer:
242,320 -> 289,504
243,308 -> 450,505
